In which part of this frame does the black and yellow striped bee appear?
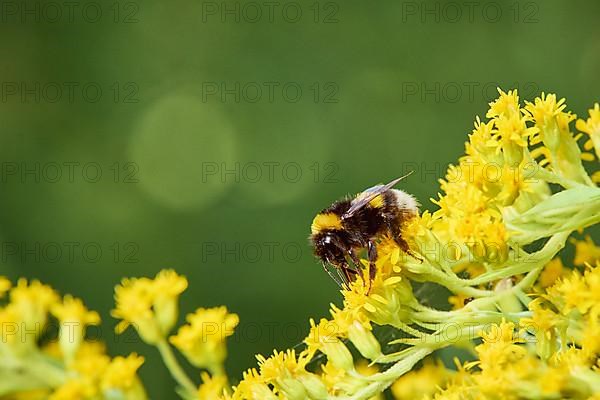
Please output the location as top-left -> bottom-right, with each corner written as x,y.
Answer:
310,173 -> 418,287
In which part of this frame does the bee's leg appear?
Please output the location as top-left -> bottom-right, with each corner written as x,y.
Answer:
347,249 -> 361,270
367,240 -> 377,284
399,237 -> 423,263
389,221 -> 423,262
333,258 -> 357,288
342,266 -> 357,283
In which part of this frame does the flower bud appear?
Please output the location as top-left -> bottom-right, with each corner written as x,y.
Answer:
322,339 -> 354,371
297,373 -> 329,400
277,378 -> 308,400
347,321 -> 382,361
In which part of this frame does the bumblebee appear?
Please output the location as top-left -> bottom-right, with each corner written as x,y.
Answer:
310,173 -> 418,286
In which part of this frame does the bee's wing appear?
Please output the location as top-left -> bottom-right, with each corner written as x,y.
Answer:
342,171 -> 414,219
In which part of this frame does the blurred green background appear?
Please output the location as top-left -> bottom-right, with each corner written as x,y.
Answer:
1,0 -> 599,397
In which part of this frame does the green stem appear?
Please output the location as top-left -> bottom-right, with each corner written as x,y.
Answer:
405,267 -> 493,297
332,347 -> 432,400
156,340 -> 197,396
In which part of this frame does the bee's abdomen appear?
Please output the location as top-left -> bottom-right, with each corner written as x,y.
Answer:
389,189 -> 419,215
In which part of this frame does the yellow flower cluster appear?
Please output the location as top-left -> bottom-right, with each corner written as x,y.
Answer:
112,270 -> 239,399
112,269 -> 188,344
1,89 -> 598,400
220,89 -> 600,399
170,306 -> 239,374
0,278 -> 147,400
405,262 -> 600,399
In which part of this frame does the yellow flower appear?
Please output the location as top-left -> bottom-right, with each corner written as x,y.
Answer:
232,369 -> 278,400
466,116 -> 500,163
151,269 -> 188,334
340,240 -> 417,331
524,93 -> 567,134
521,298 -> 564,359
305,318 -> 353,371
51,295 -> 100,360
318,360 -> 383,398
101,353 -> 145,392
112,276 -> 159,343
330,305 -> 381,361
492,112 -> 539,164
486,88 -> 520,119
524,93 -> 592,184
447,293 -> 470,310
9,278 -> 59,339
170,306 -> 238,373
576,102 -> 600,158
581,315 -> 600,358
71,342 -> 111,385
112,269 -> 187,344
256,349 -> 328,400
391,359 -> 449,400
571,235 -> 600,266
475,320 -> 526,370
49,379 -> 95,400
198,372 -> 228,400
550,265 -> 600,317
0,276 -> 11,297
538,257 -> 566,288
550,347 -> 590,370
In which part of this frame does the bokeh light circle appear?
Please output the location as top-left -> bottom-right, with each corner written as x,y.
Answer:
129,94 -> 237,211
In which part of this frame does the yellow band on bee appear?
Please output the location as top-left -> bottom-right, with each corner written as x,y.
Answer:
369,194 -> 384,208
311,213 -> 343,234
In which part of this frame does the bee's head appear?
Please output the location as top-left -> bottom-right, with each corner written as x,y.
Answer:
318,232 -> 334,247
311,230 -> 348,262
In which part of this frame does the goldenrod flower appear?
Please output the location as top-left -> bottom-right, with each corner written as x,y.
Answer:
71,341 -> 111,381
49,379 -> 95,400
170,306 -> 238,373
0,276 -> 11,297
112,276 -> 160,343
549,265 -> 600,316
524,93 -> 567,134
101,353 -> 146,397
151,269 -> 188,335
112,269 -> 187,344
521,298 -> 564,359
305,318 -> 354,371
576,102 -> 600,159
525,93 -> 592,185
475,320 -> 527,369
391,359 -> 449,400
447,292 -> 470,310
51,295 -> 100,361
10,278 -> 59,310
538,257 -> 566,288
486,88 -> 520,119
198,372 -> 228,400
232,369 -> 278,400
330,306 -> 381,361
319,360 -> 383,398
256,349 -> 328,400
571,235 -> 600,266
7,279 -> 60,346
